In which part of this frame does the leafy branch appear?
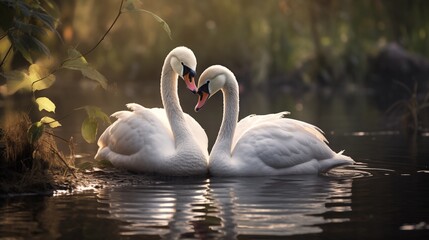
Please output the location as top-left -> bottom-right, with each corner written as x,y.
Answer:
28,0 -> 172,89
122,0 -> 172,40
83,0 -> 125,56
0,0 -> 60,65
3,0 -> 172,144
0,44 -> 12,67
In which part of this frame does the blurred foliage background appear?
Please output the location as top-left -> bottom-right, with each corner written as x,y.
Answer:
1,0 -> 429,151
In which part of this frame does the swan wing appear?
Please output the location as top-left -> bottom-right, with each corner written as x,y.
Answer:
129,103 -> 207,152
128,102 -> 207,151
96,104 -> 175,166
233,112 -> 290,147
232,117 -> 343,171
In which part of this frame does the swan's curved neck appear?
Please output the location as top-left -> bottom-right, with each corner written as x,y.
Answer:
160,57 -> 190,145
211,76 -> 239,157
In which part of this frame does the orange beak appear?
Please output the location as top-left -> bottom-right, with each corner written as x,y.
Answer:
195,92 -> 209,112
183,73 -> 197,93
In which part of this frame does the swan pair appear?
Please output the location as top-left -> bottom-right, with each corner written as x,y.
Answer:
95,47 -> 354,176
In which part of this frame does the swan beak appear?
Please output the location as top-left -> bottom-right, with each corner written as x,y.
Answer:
195,92 -> 209,112
183,73 -> 197,93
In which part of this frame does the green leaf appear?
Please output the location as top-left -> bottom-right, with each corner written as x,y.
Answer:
76,106 -> 111,144
141,9 -> 172,40
2,0 -> 59,64
29,64 -> 56,91
14,20 -> 46,36
30,36 -> 51,56
80,67 -> 108,89
3,70 -> 30,94
40,116 -> 62,128
62,49 -> 108,89
81,117 -> 98,143
28,121 -> 45,144
123,1 -> 172,40
62,48 -> 88,70
82,105 -> 111,124
32,6 -> 59,34
9,30 -> 51,63
35,97 -> 56,112
9,32 -> 34,63
3,64 -> 55,95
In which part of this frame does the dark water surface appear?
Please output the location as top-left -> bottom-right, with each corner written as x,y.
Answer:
2,92 -> 429,239
1,134 -> 429,239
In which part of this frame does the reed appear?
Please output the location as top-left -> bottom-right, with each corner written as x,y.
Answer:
0,112 -> 74,194
387,82 -> 429,134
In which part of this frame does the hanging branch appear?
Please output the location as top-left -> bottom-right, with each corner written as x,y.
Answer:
0,33 -> 7,40
29,0 -> 125,88
83,0 -> 124,57
0,44 -> 13,68
30,0 -> 172,89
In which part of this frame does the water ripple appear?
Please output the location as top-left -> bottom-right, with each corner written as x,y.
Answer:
94,176 -> 354,238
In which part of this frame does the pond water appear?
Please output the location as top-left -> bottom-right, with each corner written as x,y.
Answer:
1,92 -> 429,239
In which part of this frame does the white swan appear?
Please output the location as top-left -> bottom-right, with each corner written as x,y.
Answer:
95,47 -> 208,176
195,65 -> 354,177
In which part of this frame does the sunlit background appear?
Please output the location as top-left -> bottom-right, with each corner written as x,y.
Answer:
2,1 -> 429,239
2,0 -> 429,150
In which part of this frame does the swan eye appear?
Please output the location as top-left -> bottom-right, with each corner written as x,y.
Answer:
197,81 -> 210,95
181,63 -> 195,80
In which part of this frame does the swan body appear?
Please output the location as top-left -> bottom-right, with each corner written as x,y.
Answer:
195,65 -> 354,177
95,47 -> 208,176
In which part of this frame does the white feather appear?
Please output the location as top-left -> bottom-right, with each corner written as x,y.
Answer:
95,47 -> 208,176
198,65 -> 354,177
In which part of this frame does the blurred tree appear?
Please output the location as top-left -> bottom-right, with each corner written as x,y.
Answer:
0,0 -> 60,69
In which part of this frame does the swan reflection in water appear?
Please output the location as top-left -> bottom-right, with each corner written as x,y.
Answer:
96,175 -> 353,238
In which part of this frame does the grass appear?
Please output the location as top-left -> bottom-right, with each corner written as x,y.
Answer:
0,111 -> 75,194
386,82 -> 429,135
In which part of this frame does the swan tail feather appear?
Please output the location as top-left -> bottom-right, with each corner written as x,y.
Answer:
94,146 -> 138,170
110,104 -> 146,119
111,110 -> 132,119
280,111 -> 291,118
126,103 -> 146,112
319,151 -> 355,172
